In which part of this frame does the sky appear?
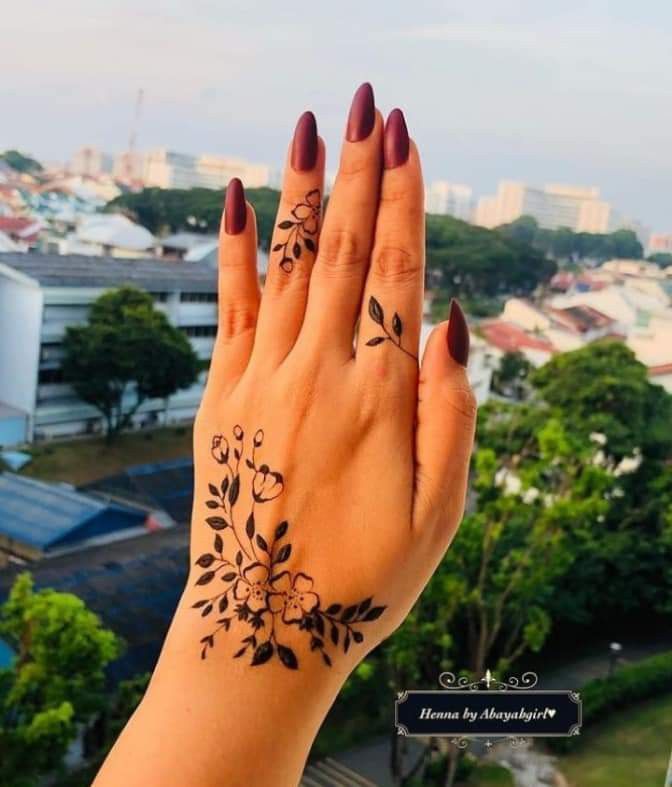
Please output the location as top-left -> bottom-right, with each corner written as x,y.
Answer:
2,0 -> 670,229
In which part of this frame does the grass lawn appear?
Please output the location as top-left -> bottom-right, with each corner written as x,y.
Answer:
559,694 -> 672,787
465,763 -> 514,785
21,426 -> 193,485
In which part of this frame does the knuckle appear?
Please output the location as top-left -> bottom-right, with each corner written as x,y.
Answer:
372,245 -> 423,284
317,228 -> 368,276
335,154 -> 371,181
442,385 -> 478,421
217,301 -> 257,342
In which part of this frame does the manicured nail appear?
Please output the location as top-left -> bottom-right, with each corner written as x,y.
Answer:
346,82 -> 375,142
384,108 -> 409,169
291,111 -> 318,171
224,178 -> 246,235
447,299 -> 470,367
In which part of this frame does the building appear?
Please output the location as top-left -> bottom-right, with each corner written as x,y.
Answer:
0,252 -> 218,443
0,473 -> 151,564
143,148 -> 270,190
57,214 -> 156,258
479,320 -> 556,367
648,233 -> 672,256
70,146 -> 114,178
158,232 -> 219,261
425,181 -> 473,221
474,181 -> 613,233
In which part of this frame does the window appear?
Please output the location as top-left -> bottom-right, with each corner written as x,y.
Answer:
181,325 -> 217,338
180,292 -> 217,303
38,368 -> 65,384
151,292 -> 170,302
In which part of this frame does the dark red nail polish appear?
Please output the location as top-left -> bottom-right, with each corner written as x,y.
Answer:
224,178 -> 246,235
346,82 -> 375,142
291,111 -> 318,171
384,108 -> 409,169
447,299 -> 470,366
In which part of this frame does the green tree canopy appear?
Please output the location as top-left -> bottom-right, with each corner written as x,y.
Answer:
0,150 -> 43,174
62,287 -> 199,438
0,574 -> 121,786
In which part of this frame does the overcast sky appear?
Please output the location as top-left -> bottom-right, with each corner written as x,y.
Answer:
2,1 -> 670,228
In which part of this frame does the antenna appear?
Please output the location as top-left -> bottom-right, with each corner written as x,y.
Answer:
121,88 -> 144,184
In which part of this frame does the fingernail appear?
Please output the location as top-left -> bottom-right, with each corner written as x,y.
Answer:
346,82 -> 375,142
224,178 -> 246,235
291,111 -> 318,171
447,299 -> 470,367
384,108 -> 409,169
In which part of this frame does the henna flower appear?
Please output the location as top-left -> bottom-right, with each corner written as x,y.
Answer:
234,563 -> 270,612
291,189 -> 320,235
269,572 -> 320,623
211,435 -> 229,465
252,464 -> 284,502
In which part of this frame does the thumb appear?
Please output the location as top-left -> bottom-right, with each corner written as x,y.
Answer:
413,300 -> 477,541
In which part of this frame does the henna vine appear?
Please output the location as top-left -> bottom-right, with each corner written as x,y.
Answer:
192,425 -> 386,669
365,296 -> 418,360
273,189 -> 321,273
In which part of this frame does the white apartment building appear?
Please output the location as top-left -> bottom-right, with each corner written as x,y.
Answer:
0,253 -> 218,444
648,233 -> 672,256
71,146 -> 114,178
143,149 -> 270,190
425,181 -> 473,221
474,181 -> 612,233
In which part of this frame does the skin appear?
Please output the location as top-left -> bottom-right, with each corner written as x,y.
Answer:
94,95 -> 476,787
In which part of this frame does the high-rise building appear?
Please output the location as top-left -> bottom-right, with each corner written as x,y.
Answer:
648,233 -> 672,256
143,149 -> 270,190
425,181 -> 473,221
71,146 -> 113,178
474,181 -> 612,233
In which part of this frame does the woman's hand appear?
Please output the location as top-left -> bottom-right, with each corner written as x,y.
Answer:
95,83 -> 475,787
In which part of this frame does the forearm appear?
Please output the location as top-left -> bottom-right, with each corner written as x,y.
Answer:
94,596 -> 347,787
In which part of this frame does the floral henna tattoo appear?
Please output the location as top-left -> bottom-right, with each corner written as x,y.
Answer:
273,189 -> 321,273
192,425 -> 386,669
365,296 -> 418,360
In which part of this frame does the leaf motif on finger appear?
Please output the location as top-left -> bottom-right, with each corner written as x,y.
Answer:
273,190 -> 321,273
364,295 -> 418,361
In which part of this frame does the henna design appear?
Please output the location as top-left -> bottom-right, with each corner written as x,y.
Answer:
365,296 -> 418,360
193,425 -> 386,669
272,189 -> 321,273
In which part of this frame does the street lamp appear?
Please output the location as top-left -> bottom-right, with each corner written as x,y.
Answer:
608,642 -> 622,677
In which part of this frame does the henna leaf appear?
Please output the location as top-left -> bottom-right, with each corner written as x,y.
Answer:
221,477 -> 229,497
304,238 -> 315,252
208,483 -> 220,497
363,606 -> 386,621
352,630 -> 364,643
310,636 -> 324,651
200,635 -> 214,645
272,243 -> 283,251
246,513 -> 255,539
322,652 -> 332,667
278,220 -> 294,230
251,641 -> 274,666
275,544 -> 291,564
206,516 -> 228,530
330,624 -> 339,646
277,644 -> 298,670
358,597 -> 372,615
341,605 -> 358,622
366,337 -> 386,346
201,604 -> 213,617
205,500 -> 219,509
219,596 -> 229,613
192,599 -> 208,608
228,475 -> 240,506
392,312 -> 403,337
275,521 -> 288,540
368,296 -> 384,325
314,614 -> 325,636
256,534 -> 268,552
236,551 -> 243,566
293,242 -> 301,259
326,604 -> 342,615
233,647 -> 247,658
344,632 -> 351,653
222,572 -> 237,582
196,554 -> 215,568
196,571 -> 215,586
214,534 -> 223,553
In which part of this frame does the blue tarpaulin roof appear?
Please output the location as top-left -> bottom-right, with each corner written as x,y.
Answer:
0,474 -> 146,550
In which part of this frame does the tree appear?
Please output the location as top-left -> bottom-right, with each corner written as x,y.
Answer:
0,574 -> 121,786
0,150 -> 43,174
491,351 -> 533,398
62,287 -> 199,439
648,252 -> 672,268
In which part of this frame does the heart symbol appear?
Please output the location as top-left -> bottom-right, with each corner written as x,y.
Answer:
547,708 -> 556,718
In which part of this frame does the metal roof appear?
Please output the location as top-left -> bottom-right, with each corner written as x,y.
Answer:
0,252 -> 217,292
0,473 -> 144,549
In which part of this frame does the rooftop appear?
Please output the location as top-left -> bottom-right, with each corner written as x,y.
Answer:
0,252 -> 217,292
480,320 -> 555,354
0,473 -> 147,551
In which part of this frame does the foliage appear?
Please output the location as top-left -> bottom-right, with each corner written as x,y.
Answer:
648,252 -> 672,267
62,287 -> 199,439
491,351 -> 533,398
107,186 -> 280,250
0,574 -> 121,786
0,150 -> 43,174
425,214 -> 557,299
498,215 -> 643,261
